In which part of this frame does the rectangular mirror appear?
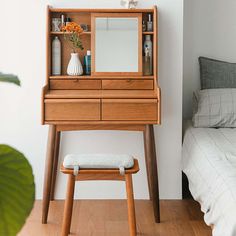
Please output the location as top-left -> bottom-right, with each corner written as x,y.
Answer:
92,13 -> 142,76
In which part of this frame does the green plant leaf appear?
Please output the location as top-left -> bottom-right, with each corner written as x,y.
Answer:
0,73 -> 21,86
0,145 -> 35,236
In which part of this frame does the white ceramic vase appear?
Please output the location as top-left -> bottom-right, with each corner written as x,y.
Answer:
67,53 -> 83,76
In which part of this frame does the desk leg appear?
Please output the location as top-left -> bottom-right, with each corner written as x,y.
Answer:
143,124 -> 160,223
42,125 -> 56,224
50,131 -> 61,200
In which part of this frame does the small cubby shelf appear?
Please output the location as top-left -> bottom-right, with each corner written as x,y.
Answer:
143,32 -> 154,35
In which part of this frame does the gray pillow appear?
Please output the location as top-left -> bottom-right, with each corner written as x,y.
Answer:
192,88 -> 236,127
199,57 -> 236,89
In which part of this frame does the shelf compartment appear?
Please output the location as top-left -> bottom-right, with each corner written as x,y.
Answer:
51,35 -> 91,75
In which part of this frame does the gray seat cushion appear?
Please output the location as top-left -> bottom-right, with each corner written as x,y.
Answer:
63,154 -> 134,170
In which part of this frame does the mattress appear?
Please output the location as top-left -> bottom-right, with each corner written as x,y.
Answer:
182,121 -> 236,236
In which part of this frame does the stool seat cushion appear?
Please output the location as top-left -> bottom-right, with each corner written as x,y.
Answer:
63,154 -> 134,170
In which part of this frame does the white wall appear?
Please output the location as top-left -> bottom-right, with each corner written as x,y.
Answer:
183,0 -> 236,118
0,0 -> 183,199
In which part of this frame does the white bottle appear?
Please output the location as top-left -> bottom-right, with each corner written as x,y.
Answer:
147,14 -> 153,32
144,35 -> 152,74
52,36 -> 61,75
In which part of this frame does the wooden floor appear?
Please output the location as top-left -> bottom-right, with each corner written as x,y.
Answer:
18,200 -> 211,236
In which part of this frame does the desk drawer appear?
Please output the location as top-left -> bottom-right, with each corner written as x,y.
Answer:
102,99 -> 158,121
102,80 -> 153,90
45,99 -> 100,121
50,79 -> 101,90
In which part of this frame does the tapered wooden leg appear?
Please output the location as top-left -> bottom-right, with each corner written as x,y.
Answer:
50,131 -> 61,200
125,174 -> 137,236
61,175 -> 75,236
144,124 -> 160,223
143,130 -> 153,200
42,125 -> 56,224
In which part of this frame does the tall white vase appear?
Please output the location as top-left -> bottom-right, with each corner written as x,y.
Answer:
67,53 -> 83,76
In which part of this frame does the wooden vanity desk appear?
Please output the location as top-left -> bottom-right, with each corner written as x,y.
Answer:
42,6 -> 161,225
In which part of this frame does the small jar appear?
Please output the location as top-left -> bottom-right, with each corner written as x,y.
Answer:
65,17 -> 72,26
142,21 -> 146,32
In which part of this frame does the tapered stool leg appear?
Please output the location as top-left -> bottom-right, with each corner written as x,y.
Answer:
125,174 -> 137,236
61,175 -> 75,236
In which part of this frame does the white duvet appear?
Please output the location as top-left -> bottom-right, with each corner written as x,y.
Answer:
182,121 -> 236,236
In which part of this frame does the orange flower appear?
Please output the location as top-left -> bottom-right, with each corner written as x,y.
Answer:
62,22 -> 84,52
63,22 -> 84,34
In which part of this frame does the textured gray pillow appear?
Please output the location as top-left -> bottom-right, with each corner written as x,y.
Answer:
192,88 -> 236,127
199,57 -> 236,89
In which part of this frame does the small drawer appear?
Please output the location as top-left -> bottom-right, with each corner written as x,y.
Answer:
102,80 -> 153,90
45,99 -> 100,121
102,99 -> 158,121
50,79 -> 101,90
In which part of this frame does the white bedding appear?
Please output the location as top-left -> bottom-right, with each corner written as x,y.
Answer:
182,121 -> 236,236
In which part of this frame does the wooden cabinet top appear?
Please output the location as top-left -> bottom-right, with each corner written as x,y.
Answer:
48,7 -> 156,13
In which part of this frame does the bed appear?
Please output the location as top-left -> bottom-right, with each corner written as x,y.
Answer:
182,120 -> 236,236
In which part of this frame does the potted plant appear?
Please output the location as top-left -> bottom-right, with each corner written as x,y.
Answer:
62,22 -> 84,76
0,73 -> 35,236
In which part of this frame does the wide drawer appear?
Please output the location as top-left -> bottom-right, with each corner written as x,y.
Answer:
50,79 -> 101,90
102,99 -> 158,121
102,80 -> 153,90
45,99 -> 100,121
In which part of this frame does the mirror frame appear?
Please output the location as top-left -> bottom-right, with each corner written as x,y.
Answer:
91,13 -> 142,76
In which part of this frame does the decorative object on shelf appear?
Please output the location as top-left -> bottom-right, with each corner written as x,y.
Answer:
61,14 -> 66,29
52,18 -> 61,32
143,46 -> 151,76
81,24 -> 89,32
142,20 -> 146,32
67,53 -> 83,76
62,22 -> 84,75
65,17 -> 72,26
144,35 -> 153,74
84,50 -> 91,75
120,0 -> 138,9
147,14 -> 153,32
52,36 -> 61,75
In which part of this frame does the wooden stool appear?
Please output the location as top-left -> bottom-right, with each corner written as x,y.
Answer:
60,159 -> 139,236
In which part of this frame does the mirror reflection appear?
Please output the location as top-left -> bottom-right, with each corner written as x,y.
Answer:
95,17 -> 139,73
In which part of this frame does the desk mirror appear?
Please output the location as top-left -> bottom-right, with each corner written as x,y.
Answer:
92,13 -> 142,75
